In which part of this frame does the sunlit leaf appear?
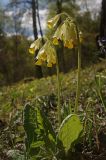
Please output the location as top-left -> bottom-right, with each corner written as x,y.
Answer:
58,114 -> 83,152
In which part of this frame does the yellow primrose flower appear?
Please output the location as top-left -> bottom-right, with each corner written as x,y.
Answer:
61,21 -> 77,46
53,37 -> 59,45
68,21 -> 77,41
47,63 -> 52,67
52,24 -> 62,45
36,49 -> 47,61
47,49 -> 56,67
35,41 -> 56,67
47,14 -> 60,29
68,23 -> 83,44
29,38 -> 43,54
64,40 -> 74,49
52,20 -> 77,49
35,59 -> 43,66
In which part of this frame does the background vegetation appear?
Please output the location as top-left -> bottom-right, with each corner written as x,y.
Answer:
0,0 -> 100,85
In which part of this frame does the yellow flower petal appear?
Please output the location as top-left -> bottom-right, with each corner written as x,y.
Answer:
35,59 -> 43,66
47,55 -> 56,65
37,50 -> 47,61
29,48 -> 35,54
60,20 -> 77,48
68,43 -> 74,49
30,41 -> 36,48
47,63 -> 52,67
69,22 -> 77,40
46,44 -> 56,65
48,23 -> 52,29
53,37 -> 59,45
51,57 -> 56,64
53,24 -> 62,41
60,21 -> 70,41
35,41 -> 56,68
29,38 -> 43,54
47,14 -> 60,29
64,40 -> 74,49
68,40 -> 74,49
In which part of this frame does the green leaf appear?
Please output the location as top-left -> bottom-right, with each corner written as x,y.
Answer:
37,107 -> 56,152
23,103 -> 37,152
31,141 -> 45,148
57,114 -> 83,153
39,108 -> 56,139
23,103 -> 56,158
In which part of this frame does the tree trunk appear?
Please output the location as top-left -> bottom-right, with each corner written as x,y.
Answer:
56,0 -> 62,14
36,0 -> 43,38
32,0 -> 43,78
32,0 -> 38,39
100,0 -> 106,37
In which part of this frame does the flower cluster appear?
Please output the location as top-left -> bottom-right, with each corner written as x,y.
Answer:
48,14 -> 82,49
29,39 -> 56,67
29,13 -> 83,68
53,20 -> 76,48
36,41 -> 56,67
29,38 -> 43,54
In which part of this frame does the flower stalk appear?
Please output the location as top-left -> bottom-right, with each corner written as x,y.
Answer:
56,52 -> 61,125
75,24 -> 81,113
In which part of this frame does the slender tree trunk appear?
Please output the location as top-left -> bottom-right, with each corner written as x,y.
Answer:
32,0 -> 43,78
84,0 -> 89,12
100,0 -> 106,37
56,0 -> 66,73
36,0 -> 43,38
32,0 -> 38,39
56,0 -> 62,14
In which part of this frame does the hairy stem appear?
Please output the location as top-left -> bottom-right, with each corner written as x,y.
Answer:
75,24 -> 81,113
56,53 -> 61,125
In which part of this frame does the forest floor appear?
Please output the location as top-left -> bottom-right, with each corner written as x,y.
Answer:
0,60 -> 106,160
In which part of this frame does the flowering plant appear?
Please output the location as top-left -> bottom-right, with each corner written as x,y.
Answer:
29,12 -> 82,122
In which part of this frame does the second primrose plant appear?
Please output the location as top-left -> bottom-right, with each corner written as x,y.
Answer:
27,12 -> 83,157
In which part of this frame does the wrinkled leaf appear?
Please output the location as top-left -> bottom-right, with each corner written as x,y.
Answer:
58,114 -> 83,152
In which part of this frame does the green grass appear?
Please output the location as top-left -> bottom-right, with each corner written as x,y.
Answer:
0,60 -> 106,121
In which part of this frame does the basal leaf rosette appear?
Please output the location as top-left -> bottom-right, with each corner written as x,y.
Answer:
29,38 -> 44,54
36,41 -> 56,67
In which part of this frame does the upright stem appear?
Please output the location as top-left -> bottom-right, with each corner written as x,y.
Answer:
75,25 -> 81,113
96,76 -> 106,112
56,53 -> 61,125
